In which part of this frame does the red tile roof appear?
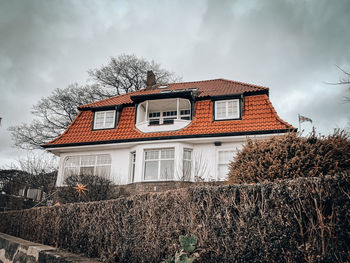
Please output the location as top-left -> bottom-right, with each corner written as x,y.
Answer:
44,79 -> 295,147
78,78 -> 268,109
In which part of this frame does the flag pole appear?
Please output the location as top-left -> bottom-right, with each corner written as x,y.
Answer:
298,113 -> 301,132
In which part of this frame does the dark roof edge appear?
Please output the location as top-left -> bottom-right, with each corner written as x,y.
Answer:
43,128 -> 296,149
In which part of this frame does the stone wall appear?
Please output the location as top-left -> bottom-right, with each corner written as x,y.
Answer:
0,232 -> 99,263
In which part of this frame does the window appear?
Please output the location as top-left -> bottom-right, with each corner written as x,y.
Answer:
136,98 -> 192,128
144,149 -> 174,180
180,109 -> 191,120
217,150 -> 234,181
93,110 -> 116,129
130,152 -> 136,183
148,109 -> 191,125
63,154 -> 111,180
183,149 -> 192,181
214,99 -> 240,120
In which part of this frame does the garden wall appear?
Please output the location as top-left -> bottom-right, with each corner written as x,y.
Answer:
0,175 -> 349,262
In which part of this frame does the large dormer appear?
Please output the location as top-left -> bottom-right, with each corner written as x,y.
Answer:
131,89 -> 195,133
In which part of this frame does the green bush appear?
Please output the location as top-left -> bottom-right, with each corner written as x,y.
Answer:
56,174 -> 114,203
228,130 -> 350,184
164,235 -> 198,263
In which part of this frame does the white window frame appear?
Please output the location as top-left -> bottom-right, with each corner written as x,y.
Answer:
129,151 -> 136,183
148,108 -> 191,125
63,154 -> 112,181
214,99 -> 240,120
143,148 -> 175,181
93,110 -> 116,130
183,148 -> 192,181
217,150 -> 235,181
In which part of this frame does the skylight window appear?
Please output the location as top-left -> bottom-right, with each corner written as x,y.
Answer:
158,85 -> 168,89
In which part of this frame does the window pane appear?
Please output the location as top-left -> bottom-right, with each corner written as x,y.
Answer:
163,118 -> 175,124
64,156 -> 79,167
218,164 -> 229,181
145,150 -> 159,160
227,100 -> 238,118
161,149 -> 174,159
94,112 -> 105,129
219,151 -> 234,164
64,167 -> 78,178
96,166 -> 111,179
184,149 -> 192,160
216,101 -> 226,118
145,161 -> 158,180
160,160 -> 174,179
149,119 -> 160,125
97,154 -> 111,165
80,166 -> 94,176
81,155 -> 95,166
105,111 -> 115,127
183,160 -> 191,181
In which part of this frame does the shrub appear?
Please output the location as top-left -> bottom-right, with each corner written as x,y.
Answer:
56,174 -> 114,203
0,175 -> 349,262
228,130 -> 350,184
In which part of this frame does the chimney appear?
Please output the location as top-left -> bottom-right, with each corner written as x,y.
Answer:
146,70 -> 156,89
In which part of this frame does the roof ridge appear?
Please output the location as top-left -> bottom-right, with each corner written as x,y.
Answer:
166,78 -> 223,85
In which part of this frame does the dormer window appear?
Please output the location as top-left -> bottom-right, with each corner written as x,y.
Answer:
214,99 -> 240,120
135,98 -> 192,132
93,110 -> 116,130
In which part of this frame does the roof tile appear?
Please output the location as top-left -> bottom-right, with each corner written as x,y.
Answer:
46,94 -> 294,147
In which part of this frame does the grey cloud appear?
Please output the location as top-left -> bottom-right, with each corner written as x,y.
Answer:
0,0 -> 349,166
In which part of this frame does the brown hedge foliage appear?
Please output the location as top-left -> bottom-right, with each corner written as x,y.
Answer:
56,174 -> 114,204
228,130 -> 350,184
0,175 -> 349,262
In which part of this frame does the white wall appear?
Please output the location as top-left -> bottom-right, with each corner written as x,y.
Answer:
55,134 -> 277,186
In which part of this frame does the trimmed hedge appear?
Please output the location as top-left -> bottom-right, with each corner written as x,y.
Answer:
0,175 -> 349,262
228,130 -> 350,184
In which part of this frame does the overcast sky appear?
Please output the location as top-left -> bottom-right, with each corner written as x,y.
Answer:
0,0 -> 349,167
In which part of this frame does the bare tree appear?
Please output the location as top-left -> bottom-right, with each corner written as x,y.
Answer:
2,151 -> 58,195
14,150 -> 58,175
9,84 -> 114,149
88,54 -> 181,95
10,54 -> 180,149
330,65 -> 350,102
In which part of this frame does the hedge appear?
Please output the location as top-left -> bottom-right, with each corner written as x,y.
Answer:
228,130 -> 350,184
0,175 -> 349,262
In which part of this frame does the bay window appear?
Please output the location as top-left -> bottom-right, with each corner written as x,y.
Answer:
144,148 -> 174,180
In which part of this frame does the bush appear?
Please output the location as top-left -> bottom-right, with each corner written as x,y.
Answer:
0,175 -> 349,262
228,130 -> 350,184
56,174 -> 114,203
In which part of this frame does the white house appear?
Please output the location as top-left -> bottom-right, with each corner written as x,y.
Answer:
44,73 -> 295,186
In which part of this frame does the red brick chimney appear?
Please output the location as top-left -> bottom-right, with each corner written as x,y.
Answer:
145,70 -> 156,89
